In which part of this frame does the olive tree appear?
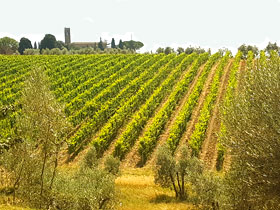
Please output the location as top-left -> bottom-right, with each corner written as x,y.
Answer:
177,47 -> 185,54
265,42 -> 279,55
220,50 -> 280,209
156,47 -> 164,54
238,44 -> 259,59
154,145 -> 222,208
154,145 -> 180,198
23,49 -> 40,55
51,146 -> 119,209
164,47 -> 174,55
0,67 -> 70,208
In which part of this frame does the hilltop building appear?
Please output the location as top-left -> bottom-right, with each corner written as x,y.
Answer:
64,28 -> 71,45
64,27 -> 107,49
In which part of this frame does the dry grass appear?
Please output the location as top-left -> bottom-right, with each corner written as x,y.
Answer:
0,193 -> 37,210
0,205 -> 36,210
115,167 -> 197,210
1,159 -> 197,210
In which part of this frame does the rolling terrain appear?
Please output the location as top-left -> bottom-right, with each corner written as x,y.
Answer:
0,52 -> 245,171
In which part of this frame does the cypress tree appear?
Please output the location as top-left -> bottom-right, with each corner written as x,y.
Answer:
118,39 -> 124,49
98,37 -> 104,51
111,38 -> 116,49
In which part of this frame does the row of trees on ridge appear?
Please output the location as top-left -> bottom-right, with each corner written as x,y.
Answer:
0,35 -> 144,55
0,34 -> 280,56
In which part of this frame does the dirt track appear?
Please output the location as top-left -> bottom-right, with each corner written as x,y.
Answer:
222,60 -> 246,171
199,60 -> 233,170
173,61 -> 221,161
144,60 -> 219,167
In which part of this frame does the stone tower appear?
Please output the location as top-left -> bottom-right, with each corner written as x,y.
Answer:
64,28 -> 71,45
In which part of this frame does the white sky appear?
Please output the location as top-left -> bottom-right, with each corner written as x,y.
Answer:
1,0 -> 280,53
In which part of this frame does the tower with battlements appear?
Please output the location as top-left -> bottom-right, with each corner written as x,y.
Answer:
64,28 -> 71,45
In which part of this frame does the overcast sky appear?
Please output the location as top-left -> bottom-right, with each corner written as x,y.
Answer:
1,0 -> 280,53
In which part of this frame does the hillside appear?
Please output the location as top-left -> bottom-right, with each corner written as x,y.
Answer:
0,52 -> 245,170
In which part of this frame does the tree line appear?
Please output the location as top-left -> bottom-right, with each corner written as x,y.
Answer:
0,34 -> 144,55
156,43 -> 280,56
0,34 -> 280,56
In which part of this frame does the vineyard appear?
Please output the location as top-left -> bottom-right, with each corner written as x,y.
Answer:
0,52 -> 251,170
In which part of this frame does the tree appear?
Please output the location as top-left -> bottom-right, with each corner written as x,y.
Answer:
98,37 -> 104,51
34,42 -> 37,49
155,145 -> 199,200
154,145 -> 222,208
247,45 -> 259,57
104,155 -> 120,176
185,46 -> 206,55
123,40 -> 144,51
0,81 -> 120,209
238,44 -> 259,58
237,44 -> 247,57
18,37 -> 32,55
0,105 -> 17,153
177,47 -> 184,54
195,47 -> 206,54
154,145 -> 180,199
218,47 -> 230,56
55,40 -> 66,50
221,51 -> 280,209
164,47 -> 174,55
51,146 -> 119,209
23,49 -> 40,55
0,37 -> 19,54
0,68 -> 70,208
118,39 -> 124,49
156,47 -> 164,54
111,38 -> 116,49
185,46 -> 194,55
50,48 -> 62,55
265,42 -> 279,55
40,34 -> 57,50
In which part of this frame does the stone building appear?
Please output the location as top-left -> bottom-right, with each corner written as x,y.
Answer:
64,28 -> 71,45
64,27 -> 107,49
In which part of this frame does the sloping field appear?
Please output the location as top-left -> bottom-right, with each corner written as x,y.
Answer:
0,52 -> 247,170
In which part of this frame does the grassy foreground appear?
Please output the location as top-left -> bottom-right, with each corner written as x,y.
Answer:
0,167 -> 196,210
0,205 -> 36,210
116,167 -> 196,210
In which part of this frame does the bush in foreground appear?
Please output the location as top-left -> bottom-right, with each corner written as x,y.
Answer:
220,51 -> 280,209
0,68 -> 119,209
154,145 -> 221,209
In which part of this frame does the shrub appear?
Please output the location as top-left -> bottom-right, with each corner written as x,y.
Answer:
104,155 -> 120,176
220,50 -> 280,209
